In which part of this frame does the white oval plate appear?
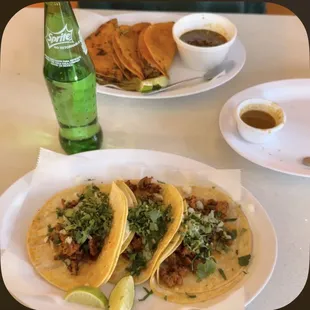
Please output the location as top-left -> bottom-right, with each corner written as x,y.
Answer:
77,11 -> 246,100
219,79 -> 310,177
0,149 -> 276,309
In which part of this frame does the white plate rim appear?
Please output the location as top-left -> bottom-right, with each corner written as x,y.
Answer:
77,11 -> 246,100
0,149 -> 277,309
219,78 -> 310,178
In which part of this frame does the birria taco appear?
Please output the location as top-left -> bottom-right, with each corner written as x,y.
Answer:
149,185 -> 253,304
27,183 -> 128,291
142,22 -> 177,77
85,19 -> 124,84
109,177 -> 184,285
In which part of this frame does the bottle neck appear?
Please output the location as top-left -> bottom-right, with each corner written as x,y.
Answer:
44,1 -> 89,60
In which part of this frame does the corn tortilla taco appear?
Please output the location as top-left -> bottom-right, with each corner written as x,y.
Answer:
109,177 -> 184,285
27,182 -> 128,291
112,24 -> 149,80
138,27 -> 163,79
143,22 -> 177,77
85,19 -> 124,84
149,185 -> 253,304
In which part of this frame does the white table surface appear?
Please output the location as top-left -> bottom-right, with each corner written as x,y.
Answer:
1,7 -> 310,310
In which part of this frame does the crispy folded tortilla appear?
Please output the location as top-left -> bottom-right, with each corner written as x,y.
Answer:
143,22 -> 177,77
27,182 -> 128,291
109,178 -> 184,285
112,23 -> 150,80
150,185 -> 253,304
138,27 -> 163,79
85,19 -> 123,83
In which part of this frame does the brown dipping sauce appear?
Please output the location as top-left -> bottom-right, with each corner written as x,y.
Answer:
241,110 -> 277,129
180,29 -> 228,47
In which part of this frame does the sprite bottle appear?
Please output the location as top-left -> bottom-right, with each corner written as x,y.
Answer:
43,1 -> 102,154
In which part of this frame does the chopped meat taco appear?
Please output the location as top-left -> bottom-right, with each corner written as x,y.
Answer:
109,177 -> 184,285
149,185 -> 253,304
142,22 -> 177,77
85,19 -> 124,84
27,183 -> 128,291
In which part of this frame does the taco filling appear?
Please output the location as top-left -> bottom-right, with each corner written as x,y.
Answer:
45,184 -> 113,275
122,177 -> 172,276
159,196 -> 237,288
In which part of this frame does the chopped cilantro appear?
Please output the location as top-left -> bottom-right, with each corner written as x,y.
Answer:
56,208 -> 64,218
47,224 -> 54,233
196,259 -> 216,281
224,218 -> 237,222
157,180 -> 166,184
240,228 -> 247,235
126,200 -> 172,275
185,292 -> 196,298
218,268 -> 227,280
127,252 -> 147,276
164,295 -> 167,301
138,287 -> 153,301
238,254 -> 251,266
229,229 -> 238,240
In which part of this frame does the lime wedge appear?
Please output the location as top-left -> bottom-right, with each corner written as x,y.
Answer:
138,76 -> 169,93
64,286 -> 108,309
109,275 -> 135,310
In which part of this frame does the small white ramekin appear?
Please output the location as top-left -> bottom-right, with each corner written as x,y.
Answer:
235,98 -> 286,144
172,13 -> 237,72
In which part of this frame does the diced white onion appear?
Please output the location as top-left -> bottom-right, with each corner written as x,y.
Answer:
182,186 -> 192,196
188,207 -> 195,213
59,229 -> 67,235
44,236 -> 49,243
65,236 -> 72,244
196,200 -> 204,210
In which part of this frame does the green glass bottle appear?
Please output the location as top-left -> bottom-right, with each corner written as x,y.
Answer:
43,1 -> 102,154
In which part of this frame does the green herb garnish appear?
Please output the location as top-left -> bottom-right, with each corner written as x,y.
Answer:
126,200 -> 172,276
138,287 -> 153,301
238,254 -> 251,266
240,228 -> 247,235
224,218 -> 237,222
196,259 -> 216,281
218,268 -> 227,280
229,229 -> 238,240
185,292 -> 196,299
164,295 -> 168,301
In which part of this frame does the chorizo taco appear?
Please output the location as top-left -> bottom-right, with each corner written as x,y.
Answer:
27,182 -> 128,291
109,177 -> 184,285
149,185 -> 253,304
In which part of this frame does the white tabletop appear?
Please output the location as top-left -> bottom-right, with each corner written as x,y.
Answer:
1,7 -> 310,310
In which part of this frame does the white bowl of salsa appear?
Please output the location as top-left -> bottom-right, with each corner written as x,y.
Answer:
172,13 -> 237,72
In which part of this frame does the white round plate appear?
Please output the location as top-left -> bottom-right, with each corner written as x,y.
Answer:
0,149 -> 276,309
77,11 -> 246,100
219,79 -> 310,177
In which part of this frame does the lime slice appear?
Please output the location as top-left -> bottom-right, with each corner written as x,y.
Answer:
64,286 -> 108,309
109,275 -> 135,310
138,76 -> 169,93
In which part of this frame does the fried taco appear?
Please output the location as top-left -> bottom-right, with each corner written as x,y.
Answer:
27,183 -> 128,291
138,27 -> 163,79
85,19 -> 124,84
143,22 -> 177,77
109,177 -> 184,285
149,185 -> 253,304
112,23 -> 150,81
